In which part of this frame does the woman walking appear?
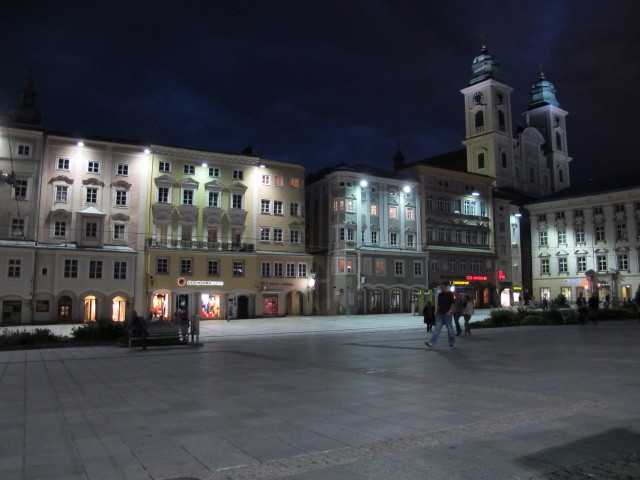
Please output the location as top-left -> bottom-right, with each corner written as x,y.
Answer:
462,295 -> 474,335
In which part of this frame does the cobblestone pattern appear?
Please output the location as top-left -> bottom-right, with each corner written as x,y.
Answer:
531,448 -> 640,480
197,399 -> 607,480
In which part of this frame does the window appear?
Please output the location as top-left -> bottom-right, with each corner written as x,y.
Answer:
261,262 -> 271,277
114,261 -> 127,280
371,230 -> 378,244
333,200 -> 344,212
577,256 -> 587,273
375,259 -> 385,275
261,199 -> 271,214
558,257 -> 568,274
406,233 -> 415,247
406,208 -> 414,220
11,219 -> 24,237
159,161 -> 171,172
89,260 -> 103,279
414,261 -> 423,276
232,194 -> 243,209
85,221 -> 98,238
449,257 -> 457,272
555,211 -> 565,220
85,187 -> 98,203
618,254 -> 629,271
286,263 -> 296,277
290,202 -> 300,216
538,231 -> 549,247
233,261 -> 244,277
232,170 -> 243,180
274,228 -> 283,242
207,227 -> 218,243
541,259 -> 549,275
208,191 -> 220,207
56,157 -> 70,170
54,221 -> 67,237
17,144 -> 31,156
274,176 -> 283,187
274,200 -> 283,215
183,164 -> 195,175
477,151 -> 485,168
298,263 -> 307,277
615,204 -> 625,213
115,190 -> 128,206
557,230 -> 567,244
55,185 -> 68,202
464,199 -> 477,216
390,232 -> 398,246
394,261 -> 404,276
290,178 -> 300,188
87,161 -> 100,174
594,206 -> 603,215
274,262 -> 283,277
260,227 -> 270,241
156,258 -> 169,274
430,259 -> 439,271
182,189 -> 194,205
597,256 -> 607,272
158,187 -> 169,203
538,214 -> 547,222
209,167 -> 220,178
261,174 -> 270,185
8,259 -> 21,278
389,206 -> 398,219
575,228 -> 585,243
595,225 -> 605,242
207,260 -> 219,276
180,258 -> 192,275
291,230 -> 301,243
13,179 -> 27,199
116,163 -> 129,176
370,204 -> 378,216
501,152 -> 507,168
616,223 -> 628,240
113,224 -> 126,240
574,209 -> 583,218
346,228 -> 354,241
64,259 -> 79,278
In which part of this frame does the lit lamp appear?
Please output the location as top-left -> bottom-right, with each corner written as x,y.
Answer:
307,273 -> 316,301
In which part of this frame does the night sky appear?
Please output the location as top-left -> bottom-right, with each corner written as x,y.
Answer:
2,1 -> 639,184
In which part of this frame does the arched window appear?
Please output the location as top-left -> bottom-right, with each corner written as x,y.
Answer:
475,111 -> 484,131
501,152 -> 507,168
112,296 -> 126,322
498,111 -> 506,131
556,131 -> 562,150
477,153 -> 485,169
58,296 -> 72,322
84,295 -> 97,323
559,168 -> 564,183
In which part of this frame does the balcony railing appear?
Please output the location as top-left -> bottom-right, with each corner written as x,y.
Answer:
146,238 -> 254,252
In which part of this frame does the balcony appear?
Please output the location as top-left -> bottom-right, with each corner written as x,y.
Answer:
146,238 -> 254,252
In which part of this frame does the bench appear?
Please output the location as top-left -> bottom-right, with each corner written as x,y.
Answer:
128,318 -> 200,348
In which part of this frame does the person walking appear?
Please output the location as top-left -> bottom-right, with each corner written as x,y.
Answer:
423,301 -> 435,332
451,294 -> 464,335
130,310 -> 148,350
634,286 -> 640,323
587,293 -> 599,324
576,291 -> 588,324
462,295 -> 474,335
425,282 -> 456,349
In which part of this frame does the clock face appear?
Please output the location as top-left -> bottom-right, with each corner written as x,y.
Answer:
496,91 -> 504,105
554,115 -> 561,126
472,92 -> 484,105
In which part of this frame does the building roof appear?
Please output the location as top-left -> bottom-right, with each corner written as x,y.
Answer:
527,173 -> 640,204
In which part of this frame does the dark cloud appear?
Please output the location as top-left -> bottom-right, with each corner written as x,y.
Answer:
2,0 -> 639,182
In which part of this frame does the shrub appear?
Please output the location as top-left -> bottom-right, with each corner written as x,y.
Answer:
0,328 -> 66,347
71,320 -> 129,342
596,307 -> 636,321
488,308 -> 520,327
520,314 -> 549,326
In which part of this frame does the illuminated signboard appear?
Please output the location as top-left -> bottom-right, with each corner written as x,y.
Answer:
452,281 -> 470,285
498,270 -> 507,280
177,278 -> 224,287
465,275 -> 488,281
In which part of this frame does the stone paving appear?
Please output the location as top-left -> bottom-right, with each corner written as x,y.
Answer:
0,314 -> 639,480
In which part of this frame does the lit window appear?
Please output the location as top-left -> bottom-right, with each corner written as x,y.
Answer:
370,204 -> 378,216
389,206 -> 398,219
274,176 -> 283,187
290,178 -> 300,188
262,175 -> 270,185
233,261 -> 244,276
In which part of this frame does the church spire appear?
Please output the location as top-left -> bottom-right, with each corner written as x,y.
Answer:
527,68 -> 560,110
8,66 -> 42,125
469,44 -> 502,85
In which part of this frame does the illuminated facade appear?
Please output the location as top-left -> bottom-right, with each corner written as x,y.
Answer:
306,165 -> 423,315
145,145 -> 312,320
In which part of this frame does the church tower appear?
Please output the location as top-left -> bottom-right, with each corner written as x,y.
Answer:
461,46 -> 514,187
524,72 -> 571,191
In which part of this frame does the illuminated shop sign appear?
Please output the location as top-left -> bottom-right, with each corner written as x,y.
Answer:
465,275 -> 488,281
177,278 -> 224,287
498,270 -> 507,280
452,281 -> 470,285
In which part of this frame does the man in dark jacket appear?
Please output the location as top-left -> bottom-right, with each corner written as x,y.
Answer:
425,282 -> 456,349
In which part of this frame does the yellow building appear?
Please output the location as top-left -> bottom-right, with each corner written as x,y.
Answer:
145,145 -> 312,320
